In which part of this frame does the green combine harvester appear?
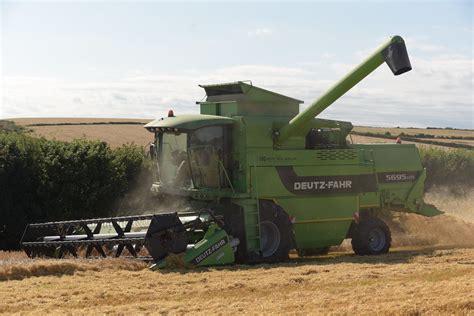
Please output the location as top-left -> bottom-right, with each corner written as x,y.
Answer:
21,35 -> 442,268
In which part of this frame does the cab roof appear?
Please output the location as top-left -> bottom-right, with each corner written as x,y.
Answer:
144,114 -> 235,132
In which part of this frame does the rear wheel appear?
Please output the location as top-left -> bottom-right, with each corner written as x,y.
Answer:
259,200 -> 292,263
351,217 -> 391,255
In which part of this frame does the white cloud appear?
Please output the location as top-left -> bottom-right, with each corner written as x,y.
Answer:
355,36 -> 449,61
2,42 -> 473,128
403,37 -> 447,53
247,28 -> 273,38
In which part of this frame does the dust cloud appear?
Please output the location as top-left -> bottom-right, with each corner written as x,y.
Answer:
387,186 -> 474,248
114,164 -> 192,216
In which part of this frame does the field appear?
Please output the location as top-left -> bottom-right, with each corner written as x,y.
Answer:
352,126 -> 474,150
350,134 -> 449,150
12,118 -> 153,148
1,188 -> 473,314
11,118 -> 473,149
353,126 -> 474,138
0,248 -> 473,315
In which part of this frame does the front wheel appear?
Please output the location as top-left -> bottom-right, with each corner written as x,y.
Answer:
351,217 -> 391,255
259,200 -> 292,263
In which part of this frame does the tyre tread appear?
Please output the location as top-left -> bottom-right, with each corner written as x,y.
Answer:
351,217 -> 391,255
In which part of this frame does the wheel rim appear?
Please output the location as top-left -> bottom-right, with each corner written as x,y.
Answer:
260,221 -> 281,257
368,227 -> 386,252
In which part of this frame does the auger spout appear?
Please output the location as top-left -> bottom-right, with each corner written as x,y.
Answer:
275,35 -> 411,146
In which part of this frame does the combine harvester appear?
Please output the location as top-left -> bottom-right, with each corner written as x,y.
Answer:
21,35 -> 442,268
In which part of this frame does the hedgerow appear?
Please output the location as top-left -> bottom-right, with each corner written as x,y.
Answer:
351,131 -> 474,149
419,147 -> 474,189
0,131 -> 146,250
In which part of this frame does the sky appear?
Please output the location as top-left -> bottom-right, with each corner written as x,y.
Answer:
1,1 -> 473,128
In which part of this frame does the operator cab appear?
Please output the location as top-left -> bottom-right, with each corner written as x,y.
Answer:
145,114 -> 235,195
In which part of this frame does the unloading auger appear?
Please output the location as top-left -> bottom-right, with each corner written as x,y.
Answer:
21,35 -> 442,268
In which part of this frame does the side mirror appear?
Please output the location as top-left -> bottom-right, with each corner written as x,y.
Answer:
149,143 -> 156,159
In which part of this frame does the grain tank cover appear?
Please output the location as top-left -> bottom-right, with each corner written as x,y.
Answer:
199,81 -> 303,117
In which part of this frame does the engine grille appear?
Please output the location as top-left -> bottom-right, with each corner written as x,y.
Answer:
315,150 -> 358,161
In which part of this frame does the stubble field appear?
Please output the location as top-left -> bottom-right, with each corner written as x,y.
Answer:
11,118 -> 153,148
0,248 -> 473,315
11,117 -> 473,149
1,188 -> 473,315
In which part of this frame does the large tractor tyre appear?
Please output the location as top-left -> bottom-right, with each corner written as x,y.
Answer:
259,200 -> 293,263
222,204 -> 248,264
351,217 -> 392,255
297,247 -> 330,257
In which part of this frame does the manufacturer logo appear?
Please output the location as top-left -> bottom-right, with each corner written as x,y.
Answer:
276,166 -> 377,195
294,180 -> 352,191
191,237 -> 228,265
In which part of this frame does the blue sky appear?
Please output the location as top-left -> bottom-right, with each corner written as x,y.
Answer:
1,1 -> 473,128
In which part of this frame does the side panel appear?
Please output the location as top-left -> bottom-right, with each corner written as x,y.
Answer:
248,148 -> 377,250
244,144 -> 430,250
276,196 -> 357,249
354,144 -> 424,209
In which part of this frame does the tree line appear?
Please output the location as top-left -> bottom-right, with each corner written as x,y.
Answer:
0,131 -> 145,250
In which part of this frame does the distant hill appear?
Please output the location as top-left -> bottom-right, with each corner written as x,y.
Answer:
9,118 -> 473,149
